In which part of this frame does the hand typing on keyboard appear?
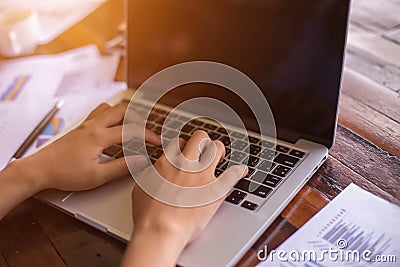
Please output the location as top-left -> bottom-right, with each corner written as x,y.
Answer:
123,130 -> 247,267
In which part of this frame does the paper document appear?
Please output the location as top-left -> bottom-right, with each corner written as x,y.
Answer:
257,184 -> 400,267
0,45 -> 123,169
0,0 -> 105,44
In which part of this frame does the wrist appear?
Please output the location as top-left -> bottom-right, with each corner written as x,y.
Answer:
10,156 -> 50,193
123,224 -> 188,267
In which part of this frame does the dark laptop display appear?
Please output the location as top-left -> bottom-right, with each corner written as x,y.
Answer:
127,0 -> 350,148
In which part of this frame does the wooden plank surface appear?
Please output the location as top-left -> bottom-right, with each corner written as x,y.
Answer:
0,0 -> 399,266
0,203 -> 66,267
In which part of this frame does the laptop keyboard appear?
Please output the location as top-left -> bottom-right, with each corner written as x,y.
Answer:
103,102 -> 308,212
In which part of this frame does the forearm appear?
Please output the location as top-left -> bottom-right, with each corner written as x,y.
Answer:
0,158 -> 46,219
121,227 -> 187,267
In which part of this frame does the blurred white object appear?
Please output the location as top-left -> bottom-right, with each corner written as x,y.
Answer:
0,0 -> 105,45
0,8 -> 41,57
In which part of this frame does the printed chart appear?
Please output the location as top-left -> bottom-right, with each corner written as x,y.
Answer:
0,75 -> 30,102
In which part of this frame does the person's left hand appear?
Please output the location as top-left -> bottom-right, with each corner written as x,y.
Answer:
21,102 -> 161,192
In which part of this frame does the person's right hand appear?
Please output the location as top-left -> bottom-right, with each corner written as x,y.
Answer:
122,130 -> 247,267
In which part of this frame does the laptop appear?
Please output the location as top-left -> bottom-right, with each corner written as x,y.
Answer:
37,1 -> 350,266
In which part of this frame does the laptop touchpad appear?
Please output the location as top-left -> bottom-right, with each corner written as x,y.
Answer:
62,176 -> 134,238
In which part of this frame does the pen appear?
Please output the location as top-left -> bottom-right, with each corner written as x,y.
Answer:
9,100 -> 64,163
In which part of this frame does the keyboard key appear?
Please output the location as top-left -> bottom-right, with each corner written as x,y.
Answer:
231,131 -> 245,139
168,112 -> 178,118
230,151 -> 246,162
289,149 -> 306,158
244,167 -> 256,178
274,154 -> 300,168
276,145 -> 290,153
190,119 -> 203,126
261,140 -> 275,148
155,117 -> 166,125
166,120 -> 181,128
232,140 -> 247,150
216,159 -> 227,169
243,156 -> 261,167
251,171 -> 267,184
179,134 -> 190,141
241,201 -> 258,211
225,148 -> 231,157
179,116 -> 190,122
204,123 -> 217,130
272,165 -> 291,177
225,190 -> 247,205
261,175 -> 282,188
234,179 -> 272,198
145,122 -> 155,130
140,144 -> 157,155
219,136 -> 231,146
150,148 -> 163,159
214,169 -> 223,177
217,127 -> 228,134
147,113 -> 158,122
219,161 -> 229,171
249,144 -> 261,155
208,132 -> 221,140
154,108 -> 167,114
103,145 -> 121,157
127,140 -> 143,151
124,148 -> 139,156
115,151 -> 124,158
258,160 -> 276,172
153,127 -> 161,136
259,149 -> 276,160
249,136 -> 260,144
181,124 -> 194,133
163,130 -> 178,139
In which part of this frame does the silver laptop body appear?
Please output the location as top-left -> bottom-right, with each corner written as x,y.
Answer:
37,1 -> 350,266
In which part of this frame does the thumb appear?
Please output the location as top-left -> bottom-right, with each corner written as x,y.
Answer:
218,164 -> 248,191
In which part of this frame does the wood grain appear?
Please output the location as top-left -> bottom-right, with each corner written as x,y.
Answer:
330,126 -> 400,200
349,0 -> 400,32
280,185 -> 329,229
348,25 -> 400,69
338,92 -> 400,157
341,69 -> 400,123
26,199 -> 126,267
0,203 -> 66,267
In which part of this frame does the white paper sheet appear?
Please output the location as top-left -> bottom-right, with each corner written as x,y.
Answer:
257,184 -> 400,267
0,45 -> 123,169
0,0 -> 105,44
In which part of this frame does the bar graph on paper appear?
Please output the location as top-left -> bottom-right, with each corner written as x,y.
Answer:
318,209 -> 392,263
259,184 -> 400,267
0,75 -> 31,102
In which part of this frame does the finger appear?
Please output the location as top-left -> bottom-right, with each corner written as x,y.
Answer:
218,164 -> 248,190
182,130 -> 210,160
101,124 -> 161,148
94,102 -> 128,127
84,103 -> 111,122
97,155 -> 149,183
200,140 -> 225,171
164,137 -> 186,159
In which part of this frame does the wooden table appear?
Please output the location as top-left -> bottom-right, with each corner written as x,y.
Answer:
1,0 -> 399,266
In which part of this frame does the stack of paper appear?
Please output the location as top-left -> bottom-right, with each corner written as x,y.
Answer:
0,45 -> 125,169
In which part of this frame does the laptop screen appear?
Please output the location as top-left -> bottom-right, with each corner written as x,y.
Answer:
127,0 -> 350,148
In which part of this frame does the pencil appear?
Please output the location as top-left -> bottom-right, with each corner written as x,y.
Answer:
9,100 -> 64,163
